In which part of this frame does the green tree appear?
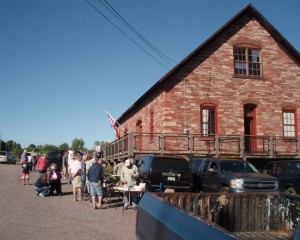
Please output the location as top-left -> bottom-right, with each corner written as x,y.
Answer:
59,142 -> 69,150
71,138 -> 84,151
27,144 -> 37,152
13,143 -> 22,157
42,144 -> 58,152
6,140 -> 15,151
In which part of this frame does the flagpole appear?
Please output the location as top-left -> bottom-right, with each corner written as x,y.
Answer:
104,110 -> 127,133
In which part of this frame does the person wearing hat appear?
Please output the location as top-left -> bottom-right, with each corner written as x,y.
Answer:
48,165 -> 62,196
120,157 -> 139,210
68,153 -> 82,201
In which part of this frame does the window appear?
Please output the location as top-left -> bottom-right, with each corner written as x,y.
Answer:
283,108 -> 297,138
150,109 -> 154,141
234,47 -> 261,77
201,105 -> 217,136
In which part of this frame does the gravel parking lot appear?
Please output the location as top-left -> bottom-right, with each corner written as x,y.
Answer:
0,164 -> 137,240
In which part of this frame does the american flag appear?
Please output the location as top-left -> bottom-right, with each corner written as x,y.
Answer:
105,111 -> 120,139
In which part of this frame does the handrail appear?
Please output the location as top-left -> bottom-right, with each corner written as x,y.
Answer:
103,132 -> 300,161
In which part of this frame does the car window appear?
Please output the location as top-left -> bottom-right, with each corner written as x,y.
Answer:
220,161 -> 258,173
287,162 -> 300,174
153,158 -> 189,172
273,162 -> 287,174
140,156 -> 152,171
190,159 -> 203,172
201,161 -> 210,172
209,162 -> 218,171
0,151 -> 6,156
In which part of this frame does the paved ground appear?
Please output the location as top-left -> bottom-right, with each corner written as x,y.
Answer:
0,164 -> 137,240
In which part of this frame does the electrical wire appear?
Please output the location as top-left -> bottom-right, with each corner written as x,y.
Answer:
83,0 -> 175,69
99,0 -> 178,67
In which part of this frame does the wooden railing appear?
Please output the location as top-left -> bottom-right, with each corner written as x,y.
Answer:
103,132 -> 300,161
155,192 -> 300,233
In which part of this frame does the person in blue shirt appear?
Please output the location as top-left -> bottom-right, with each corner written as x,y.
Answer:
87,156 -> 105,209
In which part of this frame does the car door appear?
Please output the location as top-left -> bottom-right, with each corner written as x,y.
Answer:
198,160 -> 220,192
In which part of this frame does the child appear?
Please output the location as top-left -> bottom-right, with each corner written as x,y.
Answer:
21,160 -> 30,185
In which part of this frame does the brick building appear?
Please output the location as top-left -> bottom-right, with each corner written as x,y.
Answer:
105,4 -> 300,162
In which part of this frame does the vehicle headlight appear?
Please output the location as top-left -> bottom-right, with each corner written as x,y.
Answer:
230,179 -> 244,189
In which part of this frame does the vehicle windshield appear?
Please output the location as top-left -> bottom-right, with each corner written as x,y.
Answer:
0,151 -> 6,156
153,158 -> 189,172
220,161 -> 258,173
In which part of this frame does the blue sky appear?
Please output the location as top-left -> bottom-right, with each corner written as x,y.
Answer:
0,0 -> 299,149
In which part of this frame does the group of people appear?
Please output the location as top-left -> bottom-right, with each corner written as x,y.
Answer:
20,149 -> 49,186
20,149 -> 140,210
21,149 -> 61,197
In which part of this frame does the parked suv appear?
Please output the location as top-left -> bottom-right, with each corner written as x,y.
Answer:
46,150 -> 66,170
137,154 -> 193,192
263,160 -> 300,195
0,151 -> 16,164
189,158 -> 278,193
47,150 -> 83,169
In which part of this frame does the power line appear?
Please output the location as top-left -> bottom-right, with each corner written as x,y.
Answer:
99,0 -> 178,67
83,0 -> 174,69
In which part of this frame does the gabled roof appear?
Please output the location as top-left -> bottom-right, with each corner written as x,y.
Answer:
118,3 -> 300,123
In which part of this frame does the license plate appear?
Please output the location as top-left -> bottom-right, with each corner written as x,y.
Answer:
167,176 -> 176,181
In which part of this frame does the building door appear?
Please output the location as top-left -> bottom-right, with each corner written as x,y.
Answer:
136,120 -> 143,152
244,104 -> 257,152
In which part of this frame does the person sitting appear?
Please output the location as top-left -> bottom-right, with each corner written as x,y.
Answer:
48,165 -> 62,196
34,173 -> 50,197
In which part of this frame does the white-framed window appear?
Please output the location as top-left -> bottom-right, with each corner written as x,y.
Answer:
201,105 -> 217,136
234,47 -> 262,77
283,108 -> 297,138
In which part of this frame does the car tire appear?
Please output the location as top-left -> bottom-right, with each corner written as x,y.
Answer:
220,187 -> 229,193
49,162 -> 58,170
285,187 -> 296,195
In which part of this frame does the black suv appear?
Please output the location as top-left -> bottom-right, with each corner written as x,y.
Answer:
46,150 -> 83,169
263,160 -> 300,195
47,150 -> 67,170
189,158 -> 278,193
137,154 -> 193,192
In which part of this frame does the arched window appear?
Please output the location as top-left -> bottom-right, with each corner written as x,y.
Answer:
282,107 -> 297,138
200,104 -> 217,136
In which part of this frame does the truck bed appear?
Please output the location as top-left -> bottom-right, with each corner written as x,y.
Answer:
234,231 -> 294,240
136,192 -> 300,240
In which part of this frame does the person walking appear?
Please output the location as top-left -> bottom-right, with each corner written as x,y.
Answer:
87,155 -> 105,209
68,153 -> 82,201
120,158 -> 139,210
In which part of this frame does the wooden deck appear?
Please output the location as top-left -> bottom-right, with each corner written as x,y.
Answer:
103,132 -> 300,162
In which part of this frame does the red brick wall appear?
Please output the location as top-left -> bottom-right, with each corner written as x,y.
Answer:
120,15 -> 300,139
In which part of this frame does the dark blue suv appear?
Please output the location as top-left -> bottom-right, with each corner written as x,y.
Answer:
263,160 -> 300,195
